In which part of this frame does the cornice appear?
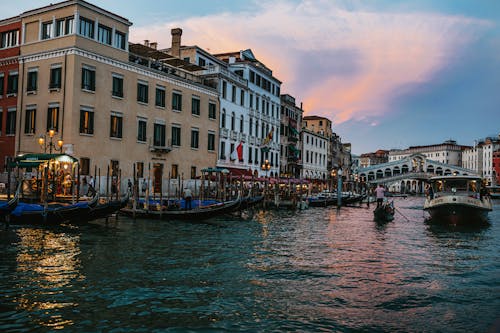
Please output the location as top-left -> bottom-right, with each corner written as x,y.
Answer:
19,47 -> 218,97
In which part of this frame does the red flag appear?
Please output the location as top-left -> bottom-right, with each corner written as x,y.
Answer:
236,142 -> 243,161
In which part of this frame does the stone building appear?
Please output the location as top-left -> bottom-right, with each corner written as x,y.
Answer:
0,15 -> 21,171
13,0 -> 219,193
279,94 -> 302,179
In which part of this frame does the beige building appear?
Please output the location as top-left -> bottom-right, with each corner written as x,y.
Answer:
15,0 -> 219,193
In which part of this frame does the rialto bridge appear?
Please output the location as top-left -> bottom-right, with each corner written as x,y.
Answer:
357,154 -> 478,194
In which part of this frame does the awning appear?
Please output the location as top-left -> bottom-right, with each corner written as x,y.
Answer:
10,153 -> 78,168
225,167 -> 253,177
289,126 -> 299,135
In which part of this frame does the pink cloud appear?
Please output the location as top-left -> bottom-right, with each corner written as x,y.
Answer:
130,1 -> 491,126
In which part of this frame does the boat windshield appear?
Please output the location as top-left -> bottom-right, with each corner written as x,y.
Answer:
434,178 -> 480,196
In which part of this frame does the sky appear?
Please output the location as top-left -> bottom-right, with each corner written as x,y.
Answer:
2,0 -> 500,154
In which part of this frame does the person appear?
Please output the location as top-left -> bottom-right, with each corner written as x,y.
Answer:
375,184 -> 386,208
427,184 -> 434,199
127,179 -> 133,195
141,179 -> 148,194
183,187 -> 193,210
81,177 -> 89,197
88,176 -> 95,188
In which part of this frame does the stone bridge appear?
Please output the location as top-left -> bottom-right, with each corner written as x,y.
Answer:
357,154 -> 478,193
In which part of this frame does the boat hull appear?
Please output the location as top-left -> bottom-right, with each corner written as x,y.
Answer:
424,196 -> 492,225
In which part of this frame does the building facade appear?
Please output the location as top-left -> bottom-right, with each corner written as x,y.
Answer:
388,140 -> 468,166
14,0 -> 219,193
300,128 -> 328,182
279,94 -> 302,179
0,16 -> 21,171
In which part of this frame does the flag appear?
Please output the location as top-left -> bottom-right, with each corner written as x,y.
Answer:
230,142 -> 244,161
261,129 -> 273,147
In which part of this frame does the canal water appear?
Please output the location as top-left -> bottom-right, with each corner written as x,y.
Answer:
1,197 -> 499,332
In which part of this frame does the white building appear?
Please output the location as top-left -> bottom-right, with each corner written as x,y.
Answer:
388,140 -> 468,166
215,49 -> 281,177
300,129 -> 328,181
462,145 -> 483,175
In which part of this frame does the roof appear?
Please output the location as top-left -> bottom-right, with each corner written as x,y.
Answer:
129,43 -> 203,72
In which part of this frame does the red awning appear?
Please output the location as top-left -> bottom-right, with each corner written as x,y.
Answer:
226,167 -> 253,178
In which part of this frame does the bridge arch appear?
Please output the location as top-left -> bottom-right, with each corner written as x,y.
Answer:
426,165 -> 435,173
384,168 -> 392,177
402,164 -> 409,173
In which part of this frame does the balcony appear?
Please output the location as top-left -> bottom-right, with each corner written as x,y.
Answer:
220,128 -> 229,138
230,131 -> 238,140
149,138 -> 172,154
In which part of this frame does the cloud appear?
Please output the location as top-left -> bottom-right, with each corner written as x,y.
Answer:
130,0 -> 492,126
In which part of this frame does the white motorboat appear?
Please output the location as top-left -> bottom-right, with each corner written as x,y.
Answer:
424,175 -> 492,225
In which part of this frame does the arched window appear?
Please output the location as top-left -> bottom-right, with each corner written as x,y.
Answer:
221,109 -> 226,128
249,118 -> 253,136
240,115 -> 244,132
231,112 -> 235,131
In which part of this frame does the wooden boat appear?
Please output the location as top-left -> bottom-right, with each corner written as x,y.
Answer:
10,194 -> 99,225
486,185 -> 500,199
121,195 -> 241,221
423,175 -> 492,225
86,193 -> 129,222
240,194 -> 264,209
0,184 -> 20,222
373,201 -> 395,222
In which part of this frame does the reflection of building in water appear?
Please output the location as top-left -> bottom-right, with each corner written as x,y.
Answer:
14,228 -> 83,329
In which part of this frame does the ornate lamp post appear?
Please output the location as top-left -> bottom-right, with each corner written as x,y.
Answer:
330,169 -> 336,192
337,168 -> 343,208
38,129 -> 63,154
261,159 -> 271,196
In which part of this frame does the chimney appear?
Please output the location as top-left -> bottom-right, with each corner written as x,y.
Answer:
150,42 -> 158,50
144,39 -> 149,47
171,28 -> 182,58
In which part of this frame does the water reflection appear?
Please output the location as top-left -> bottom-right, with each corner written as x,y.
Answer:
13,227 -> 83,330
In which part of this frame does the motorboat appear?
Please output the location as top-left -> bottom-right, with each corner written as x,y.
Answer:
423,175 -> 492,225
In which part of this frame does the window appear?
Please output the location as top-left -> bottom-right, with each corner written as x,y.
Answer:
208,132 -> 215,151
6,108 -> 16,135
172,92 -> 182,111
240,90 -> 245,106
110,113 -> 123,138
137,82 -> 148,103
208,102 -> 216,119
1,29 -> 19,48
240,115 -> 244,132
222,81 -> 227,99
42,21 -> 53,40
7,72 -> 18,94
191,97 -> 200,116
56,17 -> 74,36
0,109 -> 3,135
221,109 -> 226,128
191,128 -> 199,149
250,93 -> 253,108
249,70 -> 255,83
191,166 -> 197,179
137,119 -> 147,142
220,141 -> 226,159
198,58 -> 206,67
136,162 -> 144,178
50,66 -> 62,89
0,74 -> 3,96
80,158 -> 90,175
249,118 -> 253,136
248,147 -> 253,163
114,31 -> 126,50
110,160 -> 119,176
79,17 -> 94,39
171,164 -> 178,179
47,106 -> 59,131
256,96 -> 259,111
27,69 -> 37,92
183,57 -> 190,63
112,75 -> 123,97
171,126 -> 181,146
231,112 -> 235,131
24,107 -> 36,134
97,24 -> 112,45
231,86 -> 236,102
155,86 -> 165,107
154,123 -> 166,146
81,67 -> 95,91
79,107 -> 94,134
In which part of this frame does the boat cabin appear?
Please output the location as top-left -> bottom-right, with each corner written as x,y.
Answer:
429,175 -> 485,199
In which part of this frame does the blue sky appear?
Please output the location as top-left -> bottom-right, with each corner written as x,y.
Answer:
2,0 -> 499,154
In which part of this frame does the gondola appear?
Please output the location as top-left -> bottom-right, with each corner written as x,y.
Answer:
9,194 -> 99,225
120,194 -> 241,221
373,201 -> 395,222
0,184 -> 20,222
86,193 -> 130,222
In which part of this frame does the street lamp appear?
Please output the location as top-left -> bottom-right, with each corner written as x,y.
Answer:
261,159 -> 271,178
38,129 -> 63,153
330,169 -> 336,192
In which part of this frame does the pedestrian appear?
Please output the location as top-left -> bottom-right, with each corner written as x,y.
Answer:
183,187 -> 193,210
127,179 -> 132,195
375,184 -> 385,208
